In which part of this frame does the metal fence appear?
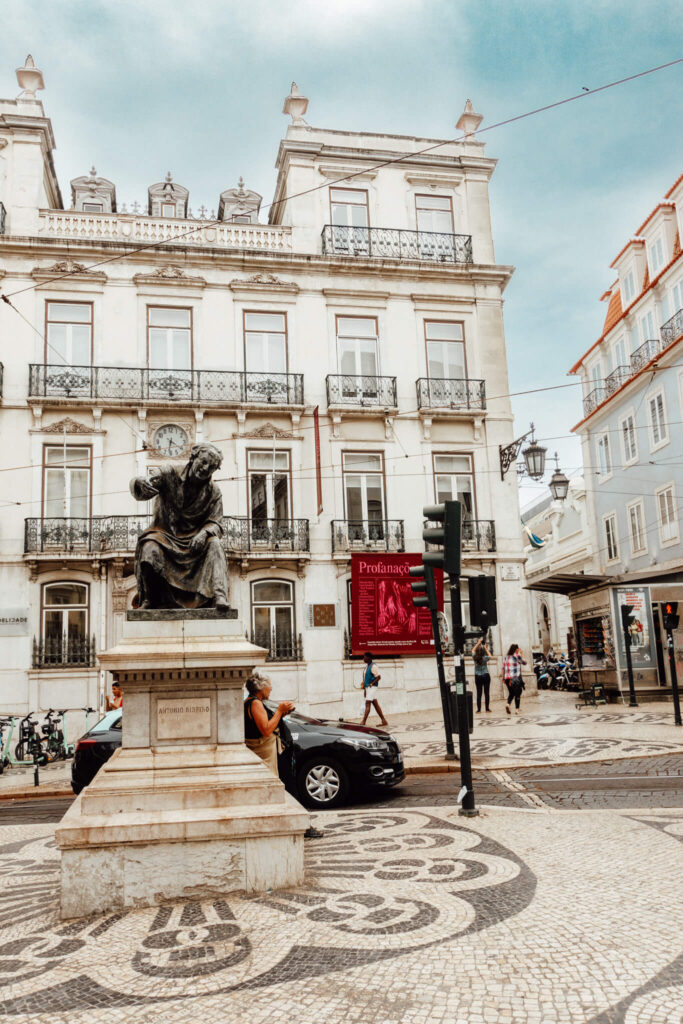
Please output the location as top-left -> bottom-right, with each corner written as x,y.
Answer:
28,365 -> 305,405
32,634 -> 97,669
321,225 -> 473,264
326,374 -> 397,407
416,377 -> 486,411
223,517 -> 310,553
251,628 -> 304,662
331,519 -> 405,553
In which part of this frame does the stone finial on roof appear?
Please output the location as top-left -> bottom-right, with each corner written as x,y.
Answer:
16,54 -> 45,99
456,98 -> 483,138
283,81 -> 309,125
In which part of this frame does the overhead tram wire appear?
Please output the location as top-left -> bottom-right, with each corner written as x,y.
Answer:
0,57 -> 680,304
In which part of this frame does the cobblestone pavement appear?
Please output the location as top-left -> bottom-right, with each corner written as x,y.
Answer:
0,805 -> 681,1023
386,693 -> 683,768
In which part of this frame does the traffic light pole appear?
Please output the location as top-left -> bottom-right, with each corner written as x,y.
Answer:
429,605 -> 456,759
448,576 -> 478,817
665,629 -> 682,726
621,613 -> 638,708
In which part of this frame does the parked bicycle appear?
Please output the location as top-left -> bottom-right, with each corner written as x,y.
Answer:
41,709 -> 75,760
15,714 -> 48,765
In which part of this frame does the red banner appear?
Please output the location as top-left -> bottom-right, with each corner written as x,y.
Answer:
351,553 -> 443,656
313,406 -> 323,515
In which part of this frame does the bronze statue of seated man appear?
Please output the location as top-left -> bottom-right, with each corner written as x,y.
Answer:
130,442 -> 229,610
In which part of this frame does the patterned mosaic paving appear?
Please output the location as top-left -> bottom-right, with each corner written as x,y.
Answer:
0,806 -> 681,1022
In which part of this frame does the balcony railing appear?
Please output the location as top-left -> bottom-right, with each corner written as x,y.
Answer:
32,634 -> 97,669
28,365 -> 304,406
462,520 -> 496,552
582,387 -> 606,417
251,628 -> 304,663
416,377 -> 486,411
630,338 -> 661,374
25,516 -> 152,554
321,225 -> 473,264
661,307 -> 683,347
326,374 -> 397,408
223,517 -> 310,554
0,201 -> 6,235
331,519 -> 405,553
38,209 -> 291,252
604,364 -> 631,398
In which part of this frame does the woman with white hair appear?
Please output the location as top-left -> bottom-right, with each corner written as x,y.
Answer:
243,671 -> 295,775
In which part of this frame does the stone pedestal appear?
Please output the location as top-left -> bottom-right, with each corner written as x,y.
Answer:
55,613 -> 309,919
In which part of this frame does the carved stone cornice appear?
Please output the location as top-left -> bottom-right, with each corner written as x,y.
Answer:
31,260 -> 107,284
36,416 -> 93,434
132,265 -> 206,288
234,422 -> 302,441
228,272 -> 299,294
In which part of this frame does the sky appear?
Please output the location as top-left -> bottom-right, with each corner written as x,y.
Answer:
1,0 -> 682,506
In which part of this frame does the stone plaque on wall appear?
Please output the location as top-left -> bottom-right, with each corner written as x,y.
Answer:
156,698 -> 211,740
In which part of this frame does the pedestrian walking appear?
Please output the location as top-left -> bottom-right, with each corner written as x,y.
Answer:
503,643 -> 527,715
472,638 -> 492,712
360,652 -> 388,727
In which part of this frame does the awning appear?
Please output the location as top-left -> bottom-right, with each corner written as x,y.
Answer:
525,573 -> 606,595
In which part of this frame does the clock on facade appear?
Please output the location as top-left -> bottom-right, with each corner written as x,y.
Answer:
153,423 -> 190,458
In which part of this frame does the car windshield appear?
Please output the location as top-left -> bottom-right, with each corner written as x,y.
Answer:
89,709 -> 122,733
263,700 -> 321,726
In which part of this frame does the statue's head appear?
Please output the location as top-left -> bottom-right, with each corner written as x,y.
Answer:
187,442 -> 223,482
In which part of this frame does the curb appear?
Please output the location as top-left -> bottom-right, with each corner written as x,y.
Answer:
0,786 -> 72,801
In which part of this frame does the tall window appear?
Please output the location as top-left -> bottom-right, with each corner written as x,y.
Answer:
147,307 -> 192,369
43,446 -> 90,520
589,361 -> 602,391
672,276 -> 683,314
656,485 -> 678,543
45,302 -> 93,365
596,433 -> 612,477
648,237 -> 665,275
337,317 -> 379,398
639,309 -> 656,343
621,271 -> 635,305
620,414 -> 637,463
648,391 -> 668,447
41,582 -> 89,666
247,450 -> 291,537
342,452 -> 385,531
604,514 -> 619,561
415,194 -> 454,234
329,188 -> 369,228
243,312 -> 287,374
433,454 -> 474,520
628,501 -> 646,554
613,336 -> 628,368
251,579 -> 295,659
425,321 -> 465,380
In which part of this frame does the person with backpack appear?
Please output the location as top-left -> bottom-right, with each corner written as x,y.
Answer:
503,643 -> 527,715
472,638 -> 492,713
360,652 -> 388,727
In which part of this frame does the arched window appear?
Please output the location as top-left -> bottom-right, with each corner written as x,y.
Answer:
38,582 -> 92,668
251,579 -> 300,661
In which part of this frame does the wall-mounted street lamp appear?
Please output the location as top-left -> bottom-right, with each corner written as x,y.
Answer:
548,452 -> 570,501
499,422 -> 547,481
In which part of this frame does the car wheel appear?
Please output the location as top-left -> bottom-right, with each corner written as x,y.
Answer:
297,757 -> 348,809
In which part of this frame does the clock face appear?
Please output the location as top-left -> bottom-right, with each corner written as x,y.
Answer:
153,423 -> 189,458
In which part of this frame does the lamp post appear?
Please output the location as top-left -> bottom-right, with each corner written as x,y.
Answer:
499,422 -> 547,480
549,452 -> 570,501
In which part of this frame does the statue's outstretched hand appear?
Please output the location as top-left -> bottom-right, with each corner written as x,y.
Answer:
189,528 -> 208,555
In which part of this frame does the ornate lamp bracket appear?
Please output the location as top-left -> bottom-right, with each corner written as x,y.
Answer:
499,424 -> 534,480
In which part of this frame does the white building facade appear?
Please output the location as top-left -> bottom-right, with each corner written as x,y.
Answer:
0,65 -> 530,733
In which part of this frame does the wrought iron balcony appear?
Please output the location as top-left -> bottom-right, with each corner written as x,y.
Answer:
416,377 -> 486,411
661,307 -> 683,348
331,519 -> 405,553
28,365 -> 305,406
0,202 -> 6,236
462,520 -> 496,552
321,225 -> 473,264
32,634 -> 96,669
25,516 -> 151,554
582,386 -> 606,417
630,338 -> 661,374
326,374 -> 397,408
251,628 -> 304,663
223,517 -> 310,554
604,364 -> 631,397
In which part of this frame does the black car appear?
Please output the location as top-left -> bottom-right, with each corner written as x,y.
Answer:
71,704 -> 404,808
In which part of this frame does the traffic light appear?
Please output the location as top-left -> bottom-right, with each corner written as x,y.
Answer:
422,501 -> 462,577
621,604 -> 636,633
468,575 -> 498,629
662,601 -> 680,632
409,563 -> 438,611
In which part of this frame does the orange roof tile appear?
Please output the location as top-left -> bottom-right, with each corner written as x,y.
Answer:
665,173 -> 683,198
675,230 -> 681,259
602,287 -> 623,334
641,263 -> 650,292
